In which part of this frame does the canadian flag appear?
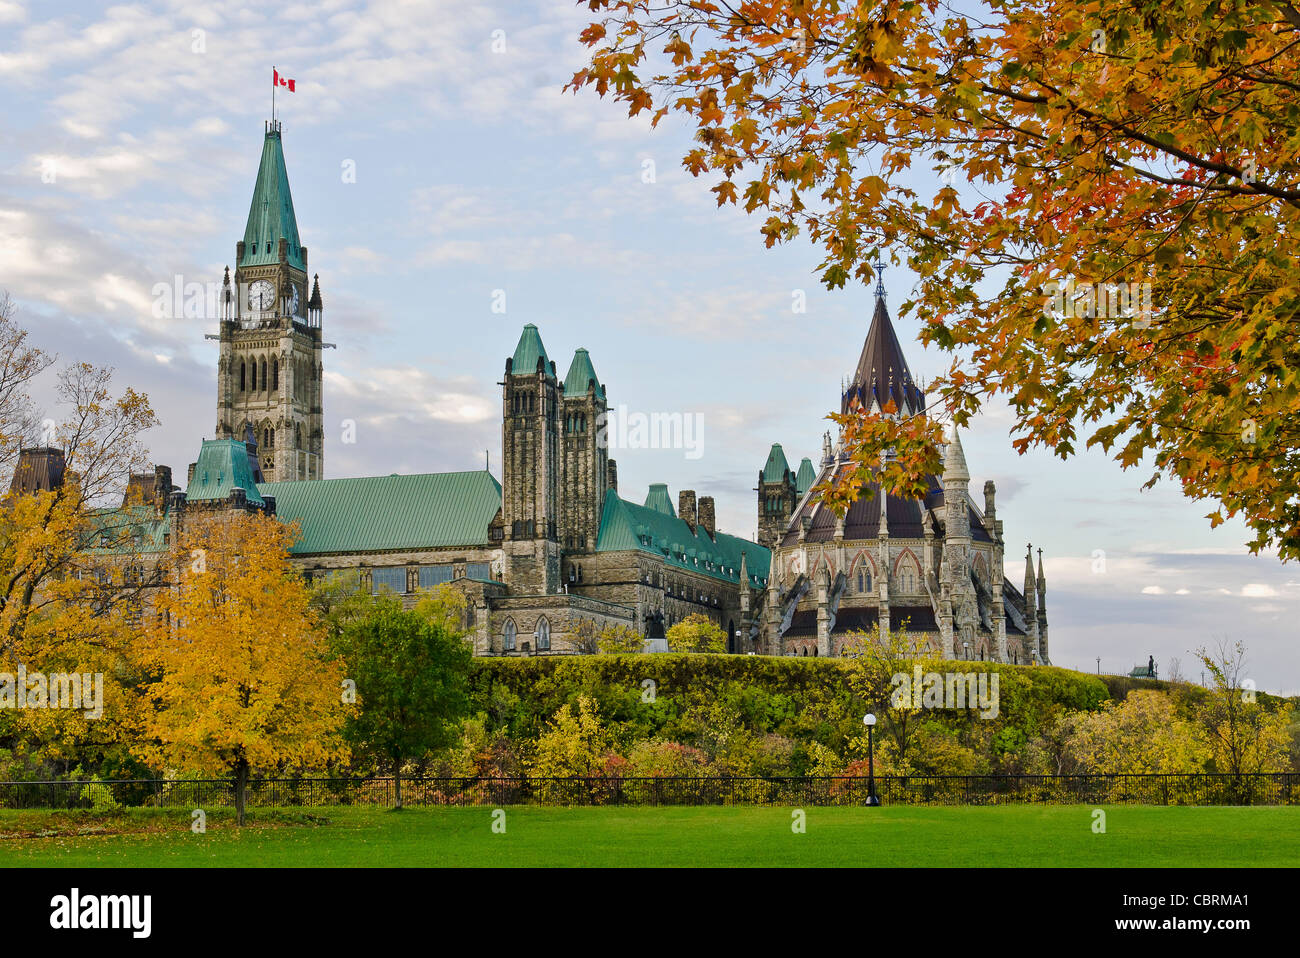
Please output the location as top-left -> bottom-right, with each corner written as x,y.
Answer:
274,68 -> 296,92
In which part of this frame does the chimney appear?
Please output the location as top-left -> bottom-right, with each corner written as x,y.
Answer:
679,489 -> 697,533
698,496 -> 716,539
9,447 -> 67,495
608,459 -> 618,494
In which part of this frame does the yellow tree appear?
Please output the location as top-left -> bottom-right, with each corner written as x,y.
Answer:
1195,639 -> 1295,777
136,512 -> 347,824
842,622 -> 939,770
1061,690 -> 1210,774
570,2 -> 1300,558
665,612 -> 726,653
0,296 -> 158,770
596,623 -> 645,654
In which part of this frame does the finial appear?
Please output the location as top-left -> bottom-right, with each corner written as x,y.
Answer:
874,259 -> 886,298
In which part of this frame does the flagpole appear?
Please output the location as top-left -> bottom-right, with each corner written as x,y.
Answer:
272,65 -> 276,125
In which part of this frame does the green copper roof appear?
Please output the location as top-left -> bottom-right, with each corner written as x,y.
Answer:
796,457 -> 816,496
511,324 -> 549,375
563,348 -> 603,397
241,128 -> 304,271
762,443 -> 791,483
596,491 -> 770,584
643,483 -> 675,516
258,470 -> 501,555
85,506 -> 170,555
186,439 -> 265,507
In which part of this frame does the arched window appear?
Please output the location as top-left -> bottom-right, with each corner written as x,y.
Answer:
260,358 -> 268,391
272,357 -> 279,392
239,360 -> 246,392
534,617 -> 550,651
503,619 -> 517,652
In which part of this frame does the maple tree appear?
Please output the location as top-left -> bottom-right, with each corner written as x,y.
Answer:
0,295 -> 158,766
135,512 -> 346,824
570,1 -> 1300,557
331,593 -> 472,809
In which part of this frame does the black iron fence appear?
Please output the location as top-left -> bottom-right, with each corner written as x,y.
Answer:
1,773 -> 1297,810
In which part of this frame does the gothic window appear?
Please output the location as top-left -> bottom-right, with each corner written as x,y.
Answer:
272,358 -> 279,391
370,566 -> 407,595
260,358 -> 268,391
418,564 -> 453,589
239,360 -> 246,392
504,619 -> 517,652
535,617 -> 551,651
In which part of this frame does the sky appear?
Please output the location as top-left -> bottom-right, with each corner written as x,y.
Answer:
1,0 -> 1296,693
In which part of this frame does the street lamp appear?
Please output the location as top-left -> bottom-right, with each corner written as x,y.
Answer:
862,713 -> 881,806
962,641 -> 969,661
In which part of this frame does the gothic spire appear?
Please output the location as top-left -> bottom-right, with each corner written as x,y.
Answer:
241,124 -> 304,271
943,424 -> 970,483
842,288 -> 925,417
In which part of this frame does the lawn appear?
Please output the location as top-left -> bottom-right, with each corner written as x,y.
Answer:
1,805 -> 1296,867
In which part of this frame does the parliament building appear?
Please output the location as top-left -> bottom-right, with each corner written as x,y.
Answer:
19,121 -> 1050,664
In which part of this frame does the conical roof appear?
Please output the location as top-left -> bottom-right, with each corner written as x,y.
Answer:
796,457 -> 816,496
241,127 -> 304,270
563,348 -> 603,397
842,294 -> 925,415
510,324 -> 549,374
943,426 -> 970,482
761,443 -> 791,483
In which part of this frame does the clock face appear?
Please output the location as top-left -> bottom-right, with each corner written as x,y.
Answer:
247,279 -> 275,311
289,284 -> 301,316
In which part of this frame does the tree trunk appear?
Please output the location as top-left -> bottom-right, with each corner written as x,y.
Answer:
234,757 -> 249,826
394,760 -> 403,811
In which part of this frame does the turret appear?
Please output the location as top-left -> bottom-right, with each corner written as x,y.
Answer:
757,443 -> 797,549
559,346 -> 607,552
1036,546 -> 1049,663
1023,543 -> 1039,661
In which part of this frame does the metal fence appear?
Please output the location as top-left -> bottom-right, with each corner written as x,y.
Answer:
1,773 -> 1297,810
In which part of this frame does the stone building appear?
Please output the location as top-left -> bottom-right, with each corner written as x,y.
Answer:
756,287 -> 1050,664
24,120 -> 1053,664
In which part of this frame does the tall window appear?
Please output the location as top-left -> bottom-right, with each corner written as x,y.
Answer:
239,360 -> 246,392
534,617 -> 551,651
503,619 -> 517,652
418,564 -> 454,589
465,561 -> 491,581
857,567 -> 871,593
371,566 -> 407,594
272,358 -> 279,391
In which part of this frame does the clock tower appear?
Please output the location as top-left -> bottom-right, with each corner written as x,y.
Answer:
215,120 -> 325,481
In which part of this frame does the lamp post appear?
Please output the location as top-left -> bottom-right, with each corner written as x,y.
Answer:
863,713 -> 881,806
962,641 -> 969,661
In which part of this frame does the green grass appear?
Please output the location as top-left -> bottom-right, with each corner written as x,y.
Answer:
2,805 -> 1297,867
